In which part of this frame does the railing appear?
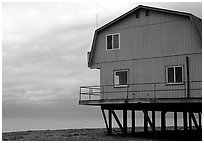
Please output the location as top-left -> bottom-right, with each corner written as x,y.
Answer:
79,81 -> 202,101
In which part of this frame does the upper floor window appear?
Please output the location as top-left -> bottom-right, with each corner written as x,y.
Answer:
145,10 -> 149,16
166,65 -> 184,84
135,11 -> 139,18
106,33 -> 120,50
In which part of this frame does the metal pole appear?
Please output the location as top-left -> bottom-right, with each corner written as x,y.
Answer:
186,57 -> 190,98
79,87 -> 81,101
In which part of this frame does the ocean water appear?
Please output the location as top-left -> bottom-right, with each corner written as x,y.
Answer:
2,112 -> 189,133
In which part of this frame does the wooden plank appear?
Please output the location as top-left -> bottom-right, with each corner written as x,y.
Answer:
112,110 -> 123,131
101,108 -> 109,133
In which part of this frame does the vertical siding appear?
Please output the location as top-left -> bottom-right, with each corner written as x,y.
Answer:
91,9 -> 202,99
100,53 -> 201,99
92,10 -> 201,65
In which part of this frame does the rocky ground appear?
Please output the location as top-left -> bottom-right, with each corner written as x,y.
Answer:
2,127 -> 202,141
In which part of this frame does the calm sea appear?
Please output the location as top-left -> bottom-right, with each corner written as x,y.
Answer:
3,113 -> 186,133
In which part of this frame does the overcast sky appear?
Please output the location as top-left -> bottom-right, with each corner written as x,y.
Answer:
2,2 -> 202,131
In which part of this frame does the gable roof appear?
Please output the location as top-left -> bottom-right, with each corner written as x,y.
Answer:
88,5 -> 202,68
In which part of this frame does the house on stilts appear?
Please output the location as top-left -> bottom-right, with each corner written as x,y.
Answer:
79,5 -> 202,135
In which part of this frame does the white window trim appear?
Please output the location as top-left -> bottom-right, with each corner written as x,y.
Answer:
113,69 -> 128,88
166,65 -> 184,85
106,33 -> 120,50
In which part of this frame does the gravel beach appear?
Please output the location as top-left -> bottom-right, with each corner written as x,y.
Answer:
2,127 -> 201,141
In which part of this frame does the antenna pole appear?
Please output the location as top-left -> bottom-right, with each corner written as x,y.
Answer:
96,2 -> 98,29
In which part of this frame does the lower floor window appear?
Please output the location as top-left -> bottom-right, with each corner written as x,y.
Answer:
114,70 -> 128,87
166,65 -> 183,84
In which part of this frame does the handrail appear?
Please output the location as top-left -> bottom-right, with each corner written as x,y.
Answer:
79,81 -> 202,101
80,80 -> 202,88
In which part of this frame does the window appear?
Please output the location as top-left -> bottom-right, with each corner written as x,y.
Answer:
136,11 -> 139,18
145,10 -> 149,16
106,34 -> 120,50
114,70 -> 128,87
166,66 -> 184,84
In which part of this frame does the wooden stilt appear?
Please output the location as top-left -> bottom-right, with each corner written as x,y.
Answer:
174,111 -> 177,131
123,109 -> 127,135
183,111 -> 188,131
189,112 -> 192,131
132,110 -> 135,134
161,111 -> 166,132
101,108 -> 109,133
198,112 -> 202,130
108,109 -> 112,134
152,111 -> 155,132
144,110 -> 148,132
112,110 -> 123,131
190,112 -> 200,131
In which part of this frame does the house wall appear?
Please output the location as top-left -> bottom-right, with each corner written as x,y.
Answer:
100,53 -> 201,99
91,9 -> 201,99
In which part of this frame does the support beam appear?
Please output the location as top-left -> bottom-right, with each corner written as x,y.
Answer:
189,112 -> 192,131
123,109 -> 127,135
132,110 -> 135,134
101,108 -> 109,133
198,112 -> 202,129
108,109 -> 112,134
161,111 -> 166,132
190,112 -> 200,131
112,110 -> 123,131
183,111 -> 188,131
174,112 -> 177,131
143,110 -> 148,132
143,110 -> 155,132
152,111 -> 155,132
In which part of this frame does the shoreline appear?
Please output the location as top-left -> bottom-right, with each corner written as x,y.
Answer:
2,127 -> 201,141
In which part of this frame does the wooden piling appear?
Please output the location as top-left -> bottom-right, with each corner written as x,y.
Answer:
108,109 -> 112,134
174,111 -> 177,131
199,112 -> 202,130
183,111 -> 188,131
189,112 -> 192,130
132,110 -> 135,134
144,110 -> 148,132
152,111 -> 155,132
123,109 -> 127,135
161,111 -> 166,132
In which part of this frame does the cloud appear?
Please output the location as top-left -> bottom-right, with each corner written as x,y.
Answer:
3,2 -> 201,123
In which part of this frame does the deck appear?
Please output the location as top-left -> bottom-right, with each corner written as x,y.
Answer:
79,81 -> 202,135
79,97 -> 202,105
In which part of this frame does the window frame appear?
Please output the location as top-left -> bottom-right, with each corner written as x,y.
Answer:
106,33 -> 120,50
113,69 -> 129,88
166,65 -> 184,85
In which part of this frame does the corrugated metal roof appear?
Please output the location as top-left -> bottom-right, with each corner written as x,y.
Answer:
88,5 -> 202,67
